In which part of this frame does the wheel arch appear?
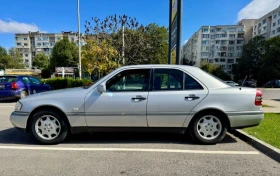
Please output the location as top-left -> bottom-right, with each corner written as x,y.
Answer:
188,108 -> 231,129
26,105 -> 71,132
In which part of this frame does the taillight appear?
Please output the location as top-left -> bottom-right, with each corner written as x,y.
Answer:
255,89 -> 262,106
11,82 -> 18,90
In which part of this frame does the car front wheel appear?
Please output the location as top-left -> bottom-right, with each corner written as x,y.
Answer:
189,113 -> 227,144
31,110 -> 69,144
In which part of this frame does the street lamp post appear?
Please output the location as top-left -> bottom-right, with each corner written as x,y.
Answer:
77,0 -> 82,80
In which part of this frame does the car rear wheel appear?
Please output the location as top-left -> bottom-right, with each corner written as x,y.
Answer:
31,110 -> 69,144
189,113 -> 227,144
20,91 -> 27,99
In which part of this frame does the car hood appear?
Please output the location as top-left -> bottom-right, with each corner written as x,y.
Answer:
21,87 -> 88,101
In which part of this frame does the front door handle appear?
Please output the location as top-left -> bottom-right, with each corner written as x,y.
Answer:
132,96 -> 146,101
185,94 -> 200,101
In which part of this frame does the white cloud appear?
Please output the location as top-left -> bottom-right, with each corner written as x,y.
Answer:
237,0 -> 280,21
0,19 -> 44,33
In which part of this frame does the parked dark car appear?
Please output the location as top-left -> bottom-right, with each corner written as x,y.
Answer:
263,80 -> 280,88
0,75 -> 51,100
238,80 -> 257,88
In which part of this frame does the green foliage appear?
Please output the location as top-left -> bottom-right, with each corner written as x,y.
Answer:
200,62 -> 231,80
33,53 -> 49,69
243,113 -> 280,149
42,78 -> 92,90
232,36 -> 280,85
0,46 -> 9,68
49,39 -> 78,71
7,48 -> 25,69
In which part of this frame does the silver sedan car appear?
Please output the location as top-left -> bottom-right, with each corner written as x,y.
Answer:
10,65 -> 264,144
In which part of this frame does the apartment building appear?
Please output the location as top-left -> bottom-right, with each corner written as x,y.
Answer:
182,25 -> 245,74
252,6 -> 280,40
15,31 -> 85,68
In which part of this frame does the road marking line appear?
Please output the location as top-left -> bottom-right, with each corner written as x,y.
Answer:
0,146 -> 260,155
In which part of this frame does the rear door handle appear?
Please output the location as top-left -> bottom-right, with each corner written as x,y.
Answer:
185,94 -> 200,101
132,96 -> 146,101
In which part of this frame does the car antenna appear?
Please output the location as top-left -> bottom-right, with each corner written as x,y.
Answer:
240,75 -> 247,90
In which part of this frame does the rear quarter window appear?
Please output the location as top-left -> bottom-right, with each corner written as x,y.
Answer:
0,76 -> 18,83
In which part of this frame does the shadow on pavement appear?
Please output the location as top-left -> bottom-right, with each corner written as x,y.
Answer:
272,99 -> 280,102
0,128 -> 237,145
0,99 -> 17,103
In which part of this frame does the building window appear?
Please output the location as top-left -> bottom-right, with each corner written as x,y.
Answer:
221,40 -> 227,45
216,28 -> 221,32
24,38 -> 27,40
258,23 -> 261,28
210,35 -> 215,39
227,59 -> 234,63
228,53 -> 234,57
221,46 -> 227,51
201,52 -> 209,57
258,29 -> 261,34
237,27 -> 244,31
221,65 -> 225,69
238,34 -> 244,38
237,52 -> 242,57
237,40 -> 244,44
221,52 -> 226,57
210,29 -> 215,33
25,54 -> 28,57
254,25 -> 257,29
279,11 -> 280,16
25,59 -> 29,63
262,19 -> 266,24
17,43 -> 21,46
227,65 -> 232,69
201,46 -> 209,51
229,34 -> 235,38
229,41 -> 235,45
215,59 -> 219,62
277,27 -> 280,32
216,46 -> 221,50
236,46 -> 243,50
274,14 -> 277,19
24,43 -> 28,46
228,28 -> 236,32
209,59 -> 214,63
202,40 -> 209,45
202,28 -> 209,32
42,37 -> 48,40
220,59 -> 225,62
216,40 -> 220,44
228,47 -> 235,51
273,22 -> 276,27
215,34 -> 222,38
278,19 -> 280,25
202,34 -> 209,38
43,42 -> 48,46
263,26 -> 266,31
254,31 -> 256,35
272,30 -> 276,35
37,43 -> 41,46
57,37 -> 61,40
221,34 -> 227,38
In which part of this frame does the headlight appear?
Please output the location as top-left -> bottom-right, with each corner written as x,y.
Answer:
15,101 -> 23,111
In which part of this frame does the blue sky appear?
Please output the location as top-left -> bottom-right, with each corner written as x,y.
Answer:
0,0 -> 279,50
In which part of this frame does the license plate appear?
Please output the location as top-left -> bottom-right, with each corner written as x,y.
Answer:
0,85 -> 5,89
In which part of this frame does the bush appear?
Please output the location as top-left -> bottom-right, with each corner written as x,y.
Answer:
42,78 -> 93,90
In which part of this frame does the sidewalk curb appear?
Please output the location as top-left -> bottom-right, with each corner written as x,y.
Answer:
230,129 -> 280,163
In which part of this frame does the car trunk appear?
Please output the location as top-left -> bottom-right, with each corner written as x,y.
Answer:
0,76 -> 18,97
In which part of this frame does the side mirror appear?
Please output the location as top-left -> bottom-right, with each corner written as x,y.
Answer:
97,84 -> 106,93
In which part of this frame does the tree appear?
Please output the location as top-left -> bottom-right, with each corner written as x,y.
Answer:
82,39 -> 118,78
49,39 -> 78,71
85,15 -> 169,65
232,36 -> 265,81
262,36 -> 280,83
7,48 -> 25,69
200,62 -> 231,80
181,56 -> 196,66
33,53 -> 49,69
0,46 -> 9,68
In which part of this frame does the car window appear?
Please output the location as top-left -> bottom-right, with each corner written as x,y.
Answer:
153,69 -> 183,91
21,77 -> 31,84
106,69 -> 150,92
276,80 -> 280,86
0,76 -> 18,83
184,73 -> 204,90
29,77 -> 42,85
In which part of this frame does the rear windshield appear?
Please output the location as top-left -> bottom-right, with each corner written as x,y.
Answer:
0,76 -> 18,83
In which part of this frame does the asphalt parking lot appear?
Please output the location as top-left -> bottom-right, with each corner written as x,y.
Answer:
0,101 -> 280,176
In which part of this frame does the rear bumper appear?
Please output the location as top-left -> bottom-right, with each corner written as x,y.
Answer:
10,111 -> 29,129
226,111 -> 264,129
0,90 -> 20,99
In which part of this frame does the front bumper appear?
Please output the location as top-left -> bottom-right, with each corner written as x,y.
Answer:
227,111 -> 264,129
10,111 -> 29,130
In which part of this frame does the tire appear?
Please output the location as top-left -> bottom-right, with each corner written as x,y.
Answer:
30,110 -> 69,144
189,112 -> 227,144
20,91 -> 27,99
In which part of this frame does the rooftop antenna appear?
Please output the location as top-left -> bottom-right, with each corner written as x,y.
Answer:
240,75 -> 247,90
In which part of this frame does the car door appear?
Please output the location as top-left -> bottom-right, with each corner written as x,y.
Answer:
84,68 -> 151,127
147,68 -> 208,127
29,76 -> 43,94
